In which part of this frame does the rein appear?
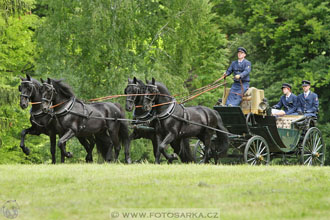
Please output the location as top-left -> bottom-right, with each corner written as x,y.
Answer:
87,93 -> 174,102
28,79 -> 226,107
50,99 -> 71,109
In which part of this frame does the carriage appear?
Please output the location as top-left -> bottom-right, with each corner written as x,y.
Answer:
194,87 -> 325,166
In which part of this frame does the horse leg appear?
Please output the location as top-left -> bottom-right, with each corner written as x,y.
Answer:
87,137 -> 95,162
211,141 -> 219,165
78,137 -> 93,163
58,129 -> 75,158
201,133 -> 213,164
158,133 -> 178,163
50,133 -> 56,164
151,135 -> 159,163
170,139 -> 186,163
59,142 -> 67,163
20,126 -> 41,155
155,135 -> 163,164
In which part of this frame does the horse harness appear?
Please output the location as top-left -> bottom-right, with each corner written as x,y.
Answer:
30,108 -> 53,128
147,87 -> 237,137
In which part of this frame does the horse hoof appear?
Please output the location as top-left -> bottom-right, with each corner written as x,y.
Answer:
22,147 -> 30,155
66,152 -> 73,158
126,158 -> 132,164
168,154 -> 178,164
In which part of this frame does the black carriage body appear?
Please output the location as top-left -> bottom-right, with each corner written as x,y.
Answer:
214,106 -> 301,154
211,106 -> 325,165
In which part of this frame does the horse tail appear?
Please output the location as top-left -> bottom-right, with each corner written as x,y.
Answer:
214,110 -> 229,157
95,137 -> 107,161
115,103 -> 130,144
115,103 -> 132,163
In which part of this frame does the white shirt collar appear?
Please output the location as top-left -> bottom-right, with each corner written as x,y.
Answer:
304,91 -> 310,96
286,92 -> 291,98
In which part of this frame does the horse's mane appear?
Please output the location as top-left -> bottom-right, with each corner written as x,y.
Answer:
30,78 -> 42,90
136,78 -> 146,91
127,77 -> 146,92
155,81 -> 171,96
51,79 -> 75,98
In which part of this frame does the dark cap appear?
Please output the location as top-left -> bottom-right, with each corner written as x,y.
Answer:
237,47 -> 247,54
282,83 -> 292,90
302,80 -> 311,86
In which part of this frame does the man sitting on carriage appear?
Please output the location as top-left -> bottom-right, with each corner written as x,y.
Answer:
297,80 -> 319,118
272,83 -> 298,116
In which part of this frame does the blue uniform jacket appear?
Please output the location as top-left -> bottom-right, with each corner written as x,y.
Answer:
297,92 -> 319,117
273,94 -> 298,115
226,59 -> 251,83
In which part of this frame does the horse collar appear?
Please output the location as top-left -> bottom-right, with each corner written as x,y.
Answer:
30,108 -> 47,118
53,97 -> 76,118
157,101 -> 177,120
133,109 -> 154,121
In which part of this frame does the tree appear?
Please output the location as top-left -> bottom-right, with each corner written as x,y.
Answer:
0,0 -> 41,163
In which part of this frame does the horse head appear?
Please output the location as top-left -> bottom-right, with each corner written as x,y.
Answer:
19,74 -> 41,109
41,78 -> 57,113
124,77 -> 144,112
143,78 -> 159,111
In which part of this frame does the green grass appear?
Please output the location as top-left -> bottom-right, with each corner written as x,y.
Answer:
0,164 -> 329,220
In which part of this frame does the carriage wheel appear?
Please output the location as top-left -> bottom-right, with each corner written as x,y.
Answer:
244,136 -> 270,165
300,127 -> 325,166
194,140 -> 215,164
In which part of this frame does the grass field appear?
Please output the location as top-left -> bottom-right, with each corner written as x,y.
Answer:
0,164 -> 329,220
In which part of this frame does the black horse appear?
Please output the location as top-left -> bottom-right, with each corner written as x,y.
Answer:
40,78 -> 131,163
18,74 -> 95,163
124,77 -> 194,163
143,78 -> 229,163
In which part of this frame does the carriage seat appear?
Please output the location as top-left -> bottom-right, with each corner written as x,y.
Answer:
242,87 -> 253,101
276,115 -> 305,129
222,87 -> 265,115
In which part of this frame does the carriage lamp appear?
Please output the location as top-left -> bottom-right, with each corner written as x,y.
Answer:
258,98 -> 271,116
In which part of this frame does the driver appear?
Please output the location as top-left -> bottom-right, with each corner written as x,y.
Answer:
222,47 -> 251,106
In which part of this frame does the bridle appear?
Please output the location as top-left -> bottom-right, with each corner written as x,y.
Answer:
126,83 -> 141,104
144,84 -> 159,103
42,82 -> 57,111
19,81 -> 35,100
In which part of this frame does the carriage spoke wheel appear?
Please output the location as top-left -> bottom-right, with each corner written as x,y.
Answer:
301,127 -> 325,166
194,140 -> 215,164
244,136 -> 270,165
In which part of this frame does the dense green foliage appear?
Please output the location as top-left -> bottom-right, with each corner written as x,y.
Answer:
0,0 -> 329,164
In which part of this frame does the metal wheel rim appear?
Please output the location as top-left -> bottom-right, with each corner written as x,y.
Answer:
244,136 -> 270,165
301,127 -> 325,166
